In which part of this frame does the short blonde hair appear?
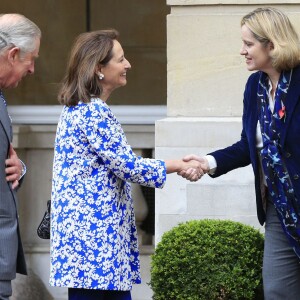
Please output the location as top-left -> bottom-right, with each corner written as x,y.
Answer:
241,7 -> 300,71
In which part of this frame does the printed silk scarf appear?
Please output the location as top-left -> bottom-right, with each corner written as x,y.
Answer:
257,69 -> 300,258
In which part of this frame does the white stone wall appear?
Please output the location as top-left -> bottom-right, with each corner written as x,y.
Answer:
155,1 -> 300,243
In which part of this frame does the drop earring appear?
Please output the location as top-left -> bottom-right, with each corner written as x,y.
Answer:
98,72 -> 104,80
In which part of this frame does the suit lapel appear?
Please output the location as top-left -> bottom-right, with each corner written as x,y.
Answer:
280,66 -> 300,147
0,97 -> 12,144
248,73 -> 260,171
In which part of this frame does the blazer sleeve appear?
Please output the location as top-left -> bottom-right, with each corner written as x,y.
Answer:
208,73 -> 258,177
78,102 -> 166,188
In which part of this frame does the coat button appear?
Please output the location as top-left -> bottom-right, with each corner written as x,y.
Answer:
294,174 -> 299,180
285,152 -> 291,158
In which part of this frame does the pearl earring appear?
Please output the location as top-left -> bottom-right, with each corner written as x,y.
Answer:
98,72 -> 104,80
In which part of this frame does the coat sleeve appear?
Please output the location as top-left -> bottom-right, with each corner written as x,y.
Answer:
208,73 -> 258,177
78,102 -> 166,188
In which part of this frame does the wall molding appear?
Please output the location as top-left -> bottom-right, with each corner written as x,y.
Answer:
8,105 -> 167,125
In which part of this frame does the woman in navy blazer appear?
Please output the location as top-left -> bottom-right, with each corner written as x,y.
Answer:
182,7 -> 300,299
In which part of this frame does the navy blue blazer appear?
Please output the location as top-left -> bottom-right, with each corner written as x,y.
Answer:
209,66 -> 300,225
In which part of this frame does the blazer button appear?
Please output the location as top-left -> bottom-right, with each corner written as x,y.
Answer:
294,174 -> 299,180
285,152 -> 291,158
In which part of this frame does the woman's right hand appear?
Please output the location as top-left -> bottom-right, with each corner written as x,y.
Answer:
178,155 -> 210,182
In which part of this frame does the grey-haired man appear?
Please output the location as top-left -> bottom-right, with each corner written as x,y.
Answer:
0,13 -> 41,299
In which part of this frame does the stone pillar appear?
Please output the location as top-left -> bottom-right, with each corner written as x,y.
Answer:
155,0 -> 300,243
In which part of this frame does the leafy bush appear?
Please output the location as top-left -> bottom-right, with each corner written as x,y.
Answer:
150,219 -> 264,300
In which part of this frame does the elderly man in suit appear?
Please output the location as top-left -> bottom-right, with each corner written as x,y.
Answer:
0,14 -> 41,299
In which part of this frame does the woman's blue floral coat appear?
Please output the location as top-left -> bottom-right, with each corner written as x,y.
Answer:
50,98 -> 166,290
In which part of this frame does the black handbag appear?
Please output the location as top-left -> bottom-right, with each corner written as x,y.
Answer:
37,200 -> 51,239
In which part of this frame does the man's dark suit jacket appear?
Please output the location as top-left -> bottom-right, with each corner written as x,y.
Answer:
209,66 -> 300,226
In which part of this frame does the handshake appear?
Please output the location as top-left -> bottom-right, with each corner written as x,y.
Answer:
176,154 -> 210,182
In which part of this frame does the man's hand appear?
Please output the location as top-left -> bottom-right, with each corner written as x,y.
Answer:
5,144 -> 22,189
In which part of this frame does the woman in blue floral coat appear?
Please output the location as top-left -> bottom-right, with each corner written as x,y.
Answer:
49,29 -> 203,300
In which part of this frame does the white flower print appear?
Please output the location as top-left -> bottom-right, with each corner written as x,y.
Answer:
50,98 -> 166,290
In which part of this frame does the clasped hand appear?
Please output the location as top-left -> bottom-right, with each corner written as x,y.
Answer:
5,144 -> 22,189
178,154 -> 209,182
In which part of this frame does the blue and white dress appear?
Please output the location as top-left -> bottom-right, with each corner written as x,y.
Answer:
50,98 -> 166,290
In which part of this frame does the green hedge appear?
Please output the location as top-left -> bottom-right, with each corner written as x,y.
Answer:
150,219 -> 264,300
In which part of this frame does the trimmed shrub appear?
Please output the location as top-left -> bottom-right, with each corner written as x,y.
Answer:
150,219 -> 264,300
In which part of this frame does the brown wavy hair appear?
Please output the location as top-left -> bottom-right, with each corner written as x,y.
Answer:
58,29 -> 119,106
